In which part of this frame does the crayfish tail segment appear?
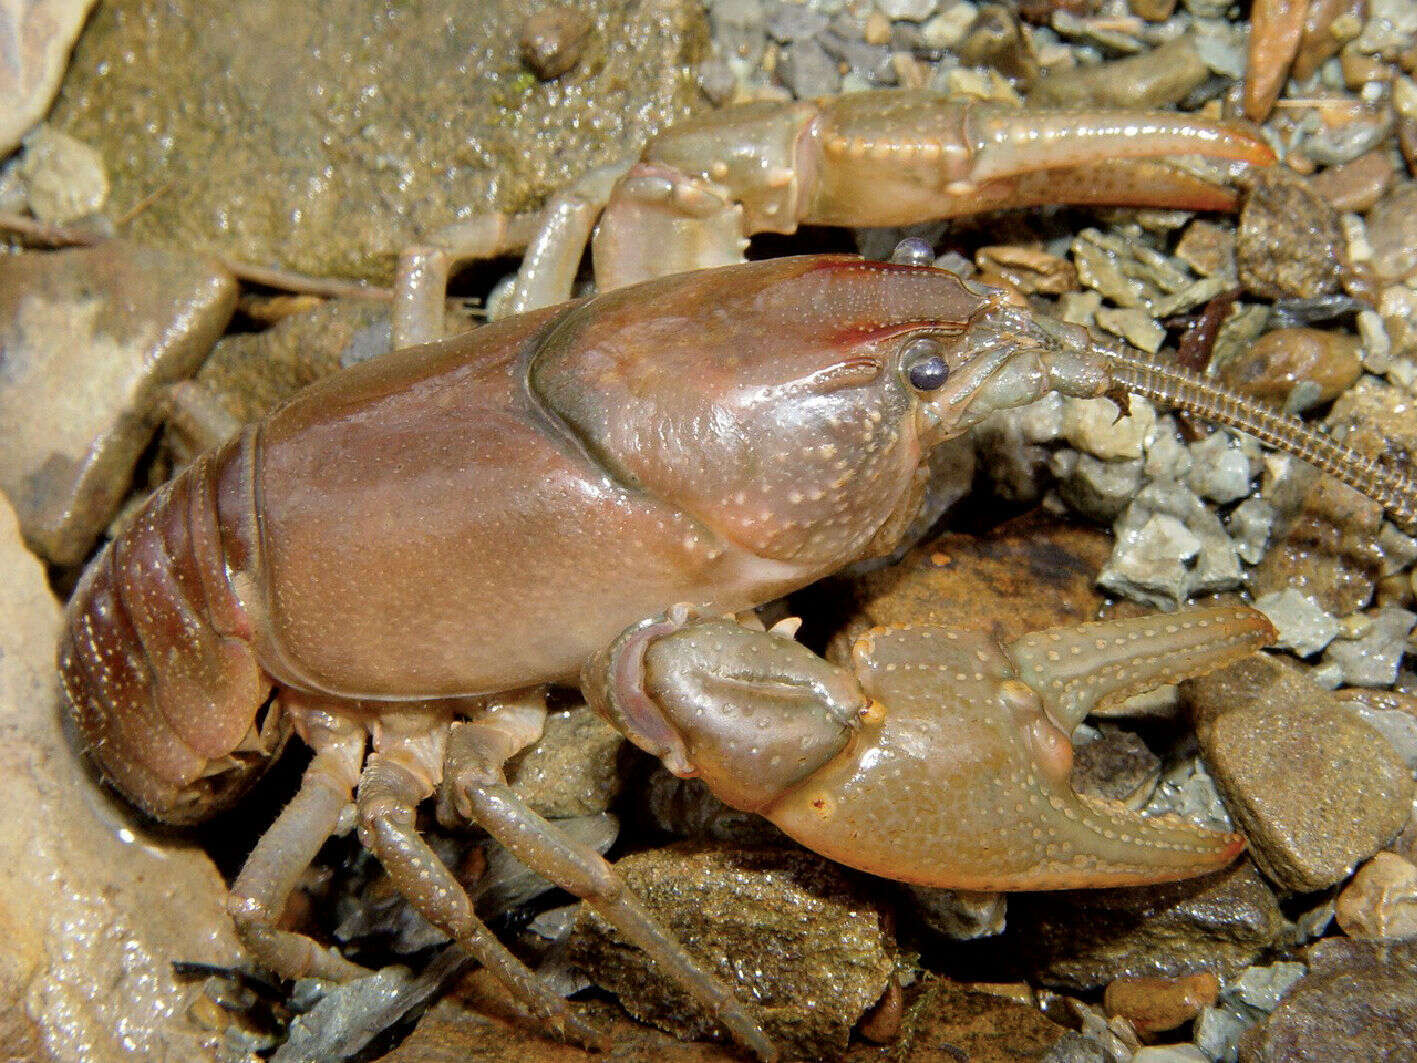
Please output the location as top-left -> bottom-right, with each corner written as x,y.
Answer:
1006,605 -> 1277,732
1105,351 -> 1417,535
58,439 -> 282,824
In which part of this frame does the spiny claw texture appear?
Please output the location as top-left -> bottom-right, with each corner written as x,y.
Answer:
609,605 -> 1274,893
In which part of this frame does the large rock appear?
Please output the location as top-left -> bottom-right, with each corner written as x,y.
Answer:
998,861 -> 1286,991
50,0 -> 708,281
1185,655 -> 1413,892
0,0 -> 99,153
0,495 -> 239,1061
0,242 -> 237,564
566,843 -> 894,1059
830,509 -> 1114,660
1238,938 -> 1417,1062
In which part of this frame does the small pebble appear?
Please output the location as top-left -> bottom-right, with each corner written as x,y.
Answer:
1366,184 -> 1417,285
519,6 -> 592,79
1103,971 -> 1219,1038
1174,220 -> 1236,278
1335,851 -> 1417,939
1095,306 -> 1166,353
1186,430 -> 1254,505
1322,606 -> 1417,687
1238,169 -> 1346,300
1228,496 -> 1275,565
876,0 -> 938,22
1130,1045 -> 1210,1062
1213,326 -> 1362,409
14,125 -> 108,224
1030,37 -> 1208,108
1309,150 -> 1396,212
906,885 -> 1007,939
1253,588 -> 1341,656
1231,960 -> 1307,1010
777,38 -> 841,97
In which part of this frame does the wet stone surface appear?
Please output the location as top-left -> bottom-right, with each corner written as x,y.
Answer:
993,861 -> 1286,992
0,494 -> 238,1061
1186,655 -> 1413,892
0,242 -> 237,564
1237,938 -> 1417,1062
508,703 -> 626,819
830,509 -> 1113,661
49,0 -> 708,281
1213,327 -> 1363,409
1237,170 -> 1347,301
566,843 -> 895,1059
0,0 -> 100,154
1071,728 -> 1162,808
1334,851 -> 1417,940
1103,970 -> 1220,1039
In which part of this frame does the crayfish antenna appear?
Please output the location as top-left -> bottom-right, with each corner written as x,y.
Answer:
1104,349 -> 1417,535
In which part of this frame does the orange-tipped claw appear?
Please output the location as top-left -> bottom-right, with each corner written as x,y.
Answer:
801,93 -> 1275,227
765,622 -> 1250,890
594,606 -> 1273,893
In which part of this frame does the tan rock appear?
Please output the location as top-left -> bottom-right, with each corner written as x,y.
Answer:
1214,327 -> 1362,408
1335,852 -> 1417,939
832,509 -> 1114,663
1185,655 -> 1413,892
0,0 -> 100,154
1104,971 -> 1220,1038
0,495 -> 238,1061
0,243 -> 237,564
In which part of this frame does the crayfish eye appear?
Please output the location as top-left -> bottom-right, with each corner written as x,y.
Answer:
901,336 -> 950,392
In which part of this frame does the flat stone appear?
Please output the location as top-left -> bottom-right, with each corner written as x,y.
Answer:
997,861 -> 1285,992
1186,655 -> 1413,892
1237,938 -> 1417,1062
0,494 -> 239,1061
566,843 -> 894,1059
887,978 -> 1070,1061
50,0 -> 708,282
830,509 -> 1114,659
0,0 -> 100,153
0,242 -> 237,564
